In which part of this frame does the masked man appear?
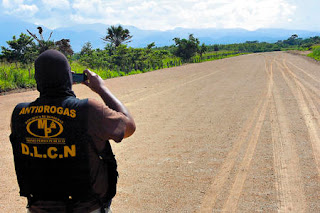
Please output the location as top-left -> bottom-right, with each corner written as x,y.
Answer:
10,49 -> 136,213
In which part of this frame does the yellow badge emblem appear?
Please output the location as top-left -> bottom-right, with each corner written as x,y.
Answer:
26,116 -> 64,138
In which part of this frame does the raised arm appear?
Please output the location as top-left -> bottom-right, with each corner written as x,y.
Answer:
83,69 -> 136,139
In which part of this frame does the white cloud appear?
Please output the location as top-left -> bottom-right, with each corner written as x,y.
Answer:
67,0 -> 296,31
41,0 -> 70,10
2,0 -> 38,17
213,0 -> 297,30
1,0 -> 297,31
2,0 -> 24,8
71,0 -> 117,16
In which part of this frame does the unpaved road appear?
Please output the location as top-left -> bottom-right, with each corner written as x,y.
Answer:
1,52 -> 319,212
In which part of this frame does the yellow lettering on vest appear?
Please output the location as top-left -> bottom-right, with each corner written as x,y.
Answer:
30,106 -> 37,113
33,146 -> 42,158
50,106 -> 57,114
21,143 -> 29,155
57,107 -> 63,115
44,105 -> 50,113
64,145 -> 76,157
37,106 -> 43,113
38,119 -> 47,129
45,128 -> 52,137
49,122 -> 56,129
70,109 -> 76,118
19,108 -> 26,115
47,147 -> 58,159
63,108 -> 70,116
25,107 -> 31,114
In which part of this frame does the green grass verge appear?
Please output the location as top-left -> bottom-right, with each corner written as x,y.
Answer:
0,63 -> 36,92
307,46 -> 320,61
0,51 -> 247,93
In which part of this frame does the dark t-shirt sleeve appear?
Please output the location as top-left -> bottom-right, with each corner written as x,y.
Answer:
87,98 -> 127,144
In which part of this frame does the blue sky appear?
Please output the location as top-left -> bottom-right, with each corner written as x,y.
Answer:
1,0 -> 319,31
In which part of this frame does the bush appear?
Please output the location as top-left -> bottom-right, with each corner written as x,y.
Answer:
301,43 -> 313,50
313,47 -> 320,56
307,47 -> 320,61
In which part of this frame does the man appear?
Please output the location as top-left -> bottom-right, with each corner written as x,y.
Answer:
10,49 -> 136,213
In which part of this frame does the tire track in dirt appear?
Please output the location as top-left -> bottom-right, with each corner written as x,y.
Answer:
199,97 -> 265,212
287,61 -> 320,84
282,61 -> 320,127
270,92 -> 293,212
117,67 -> 213,102
280,59 -> 320,116
276,61 -> 320,104
269,60 -> 306,212
221,56 -> 273,212
125,69 -> 225,107
199,55 -> 271,212
278,58 -> 320,176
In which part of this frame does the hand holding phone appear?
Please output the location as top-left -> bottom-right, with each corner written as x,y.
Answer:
72,73 -> 88,83
82,69 -> 107,94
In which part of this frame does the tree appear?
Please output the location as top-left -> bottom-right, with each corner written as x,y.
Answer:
27,27 -> 74,57
198,43 -> 207,57
1,33 -> 38,78
104,43 -> 116,56
245,40 -> 259,44
111,44 -> 129,67
301,43 -> 313,50
1,33 -> 37,65
146,42 -> 155,54
80,42 -> 93,56
55,39 -> 73,57
311,36 -> 320,44
213,44 -> 219,51
102,25 -> 133,47
283,34 -> 299,46
147,42 -> 155,49
290,34 -> 298,40
27,27 -> 54,53
173,34 -> 200,61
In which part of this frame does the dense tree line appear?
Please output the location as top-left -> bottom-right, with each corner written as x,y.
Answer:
1,25 -> 320,74
76,42 -> 170,73
0,26 -> 175,74
0,27 -> 73,68
205,35 -> 320,53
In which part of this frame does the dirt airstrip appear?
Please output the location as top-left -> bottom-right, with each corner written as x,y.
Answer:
0,52 -> 319,212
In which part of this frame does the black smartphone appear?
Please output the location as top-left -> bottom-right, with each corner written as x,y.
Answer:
72,73 -> 87,83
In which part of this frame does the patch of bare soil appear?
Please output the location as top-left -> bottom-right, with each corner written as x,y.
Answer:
286,50 -> 312,56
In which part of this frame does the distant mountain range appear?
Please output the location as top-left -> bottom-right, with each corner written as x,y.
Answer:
1,15 -> 320,52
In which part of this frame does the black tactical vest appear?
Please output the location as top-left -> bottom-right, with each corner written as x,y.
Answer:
10,96 -> 93,201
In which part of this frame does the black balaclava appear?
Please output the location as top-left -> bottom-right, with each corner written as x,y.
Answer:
35,49 -> 75,98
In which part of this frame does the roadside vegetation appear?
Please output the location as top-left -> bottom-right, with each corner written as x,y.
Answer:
307,45 -> 320,61
1,26 -> 320,93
